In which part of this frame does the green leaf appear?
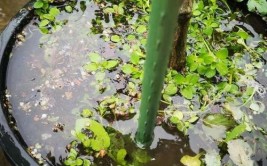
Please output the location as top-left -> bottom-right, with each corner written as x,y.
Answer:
247,0 -> 267,15
121,64 -> 134,74
80,1 -> 87,12
205,69 -> 216,78
197,65 -> 207,75
88,53 -> 101,63
193,10 -> 201,16
136,25 -> 147,33
185,74 -> 199,84
111,35 -> 121,42
49,7 -> 60,16
203,27 -> 213,36
69,148 -> 78,159
127,35 -> 135,41
34,1 -> 44,9
217,82 -> 228,90
243,87 -> 255,98
132,149 -> 151,164
203,55 -> 214,64
75,119 -> 110,151
225,123 -> 246,142
170,116 -> 179,124
176,120 -> 186,133
64,158 -> 75,165
65,6 -> 73,13
130,53 -> 140,65
187,116 -> 199,123
180,153 -> 202,166
163,94 -> 172,103
84,63 -> 98,72
203,114 -> 236,129
103,60 -> 119,70
39,27 -> 49,34
236,30 -> 249,39
216,48 -> 228,60
39,19 -> 50,27
174,73 -> 185,85
117,4 -> 124,15
187,55 -> 199,71
43,14 -> 55,21
215,61 -> 228,76
210,22 -> 219,28
173,111 -> 184,120
75,158 -> 83,165
42,2 -> 49,10
81,109 -> 93,118
83,159 -> 91,166
104,8 -> 115,13
180,86 -> 194,99
229,84 -> 239,94
164,84 -> 178,96
116,149 -> 127,165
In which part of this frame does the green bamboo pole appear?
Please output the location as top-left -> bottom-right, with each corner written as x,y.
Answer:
135,0 -> 183,148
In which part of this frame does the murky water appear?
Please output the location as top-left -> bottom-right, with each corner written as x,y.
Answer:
5,1 -> 195,165
0,0 -> 30,31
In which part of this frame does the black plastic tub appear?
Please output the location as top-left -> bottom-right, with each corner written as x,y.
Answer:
0,2 -> 40,166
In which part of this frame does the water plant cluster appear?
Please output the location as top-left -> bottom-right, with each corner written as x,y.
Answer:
32,0 -> 267,165
236,0 -> 267,16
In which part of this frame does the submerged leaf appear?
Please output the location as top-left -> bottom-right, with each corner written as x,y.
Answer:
116,149 -> 127,165
202,124 -> 226,141
247,0 -> 267,15
84,63 -> 98,72
203,114 -> 236,129
132,149 -> 151,164
249,101 -> 265,113
223,103 -> 243,121
227,139 -> 254,166
108,133 -> 126,164
204,150 -> 221,166
88,53 -> 101,63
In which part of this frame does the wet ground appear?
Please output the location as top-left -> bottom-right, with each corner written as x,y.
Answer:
0,0 -> 30,165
